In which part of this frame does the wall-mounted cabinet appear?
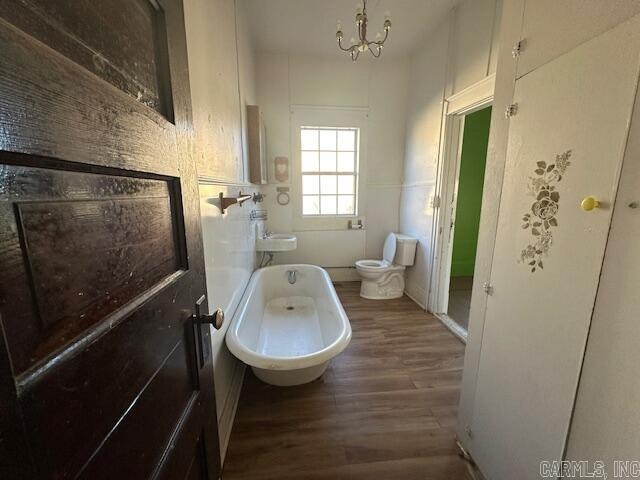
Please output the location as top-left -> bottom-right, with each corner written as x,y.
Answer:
247,105 -> 267,184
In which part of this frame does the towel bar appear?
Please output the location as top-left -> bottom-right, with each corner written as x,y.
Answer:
217,191 -> 252,213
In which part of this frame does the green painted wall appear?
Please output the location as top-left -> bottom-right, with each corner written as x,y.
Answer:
451,106 -> 491,277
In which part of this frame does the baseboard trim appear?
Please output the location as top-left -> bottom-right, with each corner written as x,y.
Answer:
219,361 -> 246,464
404,283 -> 427,309
325,267 -> 360,282
434,313 -> 468,343
455,437 -> 486,480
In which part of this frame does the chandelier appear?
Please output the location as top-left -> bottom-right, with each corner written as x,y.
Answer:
336,1 -> 391,61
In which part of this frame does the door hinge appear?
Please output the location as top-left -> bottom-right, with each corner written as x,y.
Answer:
504,103 -> 518,118
483,282 -> 493,295
431,195 -> 441,209
512,39 -> 526,58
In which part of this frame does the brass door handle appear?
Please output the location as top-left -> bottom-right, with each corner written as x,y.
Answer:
194,295 -> 225,330
199,307 -> 225,330
581,196 -> 601,211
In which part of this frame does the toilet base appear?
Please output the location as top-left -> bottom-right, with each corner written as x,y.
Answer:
359,273 -> 405,300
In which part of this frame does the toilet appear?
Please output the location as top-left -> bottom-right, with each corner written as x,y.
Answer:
355,233 -> 417,300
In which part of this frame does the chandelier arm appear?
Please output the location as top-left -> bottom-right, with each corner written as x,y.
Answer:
372,29 -> 390,47
337,37 -> 353,52
369,45 -> 382,58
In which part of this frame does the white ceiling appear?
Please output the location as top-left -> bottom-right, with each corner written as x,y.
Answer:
243,0 -> 460,59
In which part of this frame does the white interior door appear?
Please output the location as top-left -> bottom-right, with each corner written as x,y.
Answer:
469,16 -> 640,480
565,71 -> 640,477
435,115 -> 465,315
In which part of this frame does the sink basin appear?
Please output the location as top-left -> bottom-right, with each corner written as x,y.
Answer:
256,234 -> 297,252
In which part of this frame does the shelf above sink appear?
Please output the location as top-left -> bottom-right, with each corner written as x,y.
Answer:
256,234 -> 297,252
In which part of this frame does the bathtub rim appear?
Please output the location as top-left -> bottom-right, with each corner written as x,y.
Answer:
225,264 -> 352,371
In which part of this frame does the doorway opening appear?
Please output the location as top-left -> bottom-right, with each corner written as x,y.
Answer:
432,104 -> 492,340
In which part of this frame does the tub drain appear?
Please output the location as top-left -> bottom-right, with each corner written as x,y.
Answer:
286,306 -> 294,310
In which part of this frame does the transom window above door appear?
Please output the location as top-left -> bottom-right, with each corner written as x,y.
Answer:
300,127 -> 359,216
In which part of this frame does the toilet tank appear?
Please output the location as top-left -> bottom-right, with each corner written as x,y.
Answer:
394,234 -> 418,266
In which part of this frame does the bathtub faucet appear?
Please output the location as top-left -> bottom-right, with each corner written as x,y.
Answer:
287,270 -> 297,284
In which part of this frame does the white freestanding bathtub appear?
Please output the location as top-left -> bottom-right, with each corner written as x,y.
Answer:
226,264 -> 351,386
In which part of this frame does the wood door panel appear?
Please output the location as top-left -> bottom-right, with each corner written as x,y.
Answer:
0,156 -> 186,373
0,0 -> 174,119
0,20 -> 177,176
19,273 -> 195,478
0,0 -> 221,478
156,404 -> 217,480
17,197 -> 177,328
185,438 -> 208,480
76,335 -> 197,479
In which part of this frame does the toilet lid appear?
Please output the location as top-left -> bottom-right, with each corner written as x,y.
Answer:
382,233 -> 397,264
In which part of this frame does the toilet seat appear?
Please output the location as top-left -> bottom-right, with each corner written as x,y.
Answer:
355,259 -> 403,273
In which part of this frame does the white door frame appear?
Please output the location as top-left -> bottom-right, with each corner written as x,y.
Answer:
428,75 -> 495,320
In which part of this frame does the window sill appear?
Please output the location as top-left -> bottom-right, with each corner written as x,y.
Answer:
292,215 -> 365,232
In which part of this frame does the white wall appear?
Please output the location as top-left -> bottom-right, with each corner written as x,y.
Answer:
256,54 -> 409,280
198,183 -> 262,460
400,0 -> 502,307
184,0 -> 258,461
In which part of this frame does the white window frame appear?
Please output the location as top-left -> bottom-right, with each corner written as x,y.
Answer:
291,106 -> 368,231
300,126 -> 359,217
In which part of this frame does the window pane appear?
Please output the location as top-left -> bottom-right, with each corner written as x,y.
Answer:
337,130 -> 356,151
303,196 -> 320,215
319,151 -> 337,171
301,151 -> 319,172
301,129 -> 318,150
300,126 -> 358,217
320,175 -> 337,194
319,130 -> 336,150
302,175 -> 319,195
337,195 -> 355,215
320,195 -> 337,214
337,151 -> 355,172
337,175 -> 355,195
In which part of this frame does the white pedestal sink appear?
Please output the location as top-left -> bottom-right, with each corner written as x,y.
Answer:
256,233 -> 297,252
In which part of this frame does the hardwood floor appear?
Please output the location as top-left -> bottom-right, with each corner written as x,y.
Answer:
223,282 -> 475,480
448,276 -> 473,330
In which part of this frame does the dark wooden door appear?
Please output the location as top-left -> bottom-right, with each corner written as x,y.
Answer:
0,1 -> 221,479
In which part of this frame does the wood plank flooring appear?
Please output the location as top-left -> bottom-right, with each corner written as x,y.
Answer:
223,282 -> 475,480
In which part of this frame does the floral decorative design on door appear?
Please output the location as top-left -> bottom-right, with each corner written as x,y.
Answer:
519,150 -> 572,272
